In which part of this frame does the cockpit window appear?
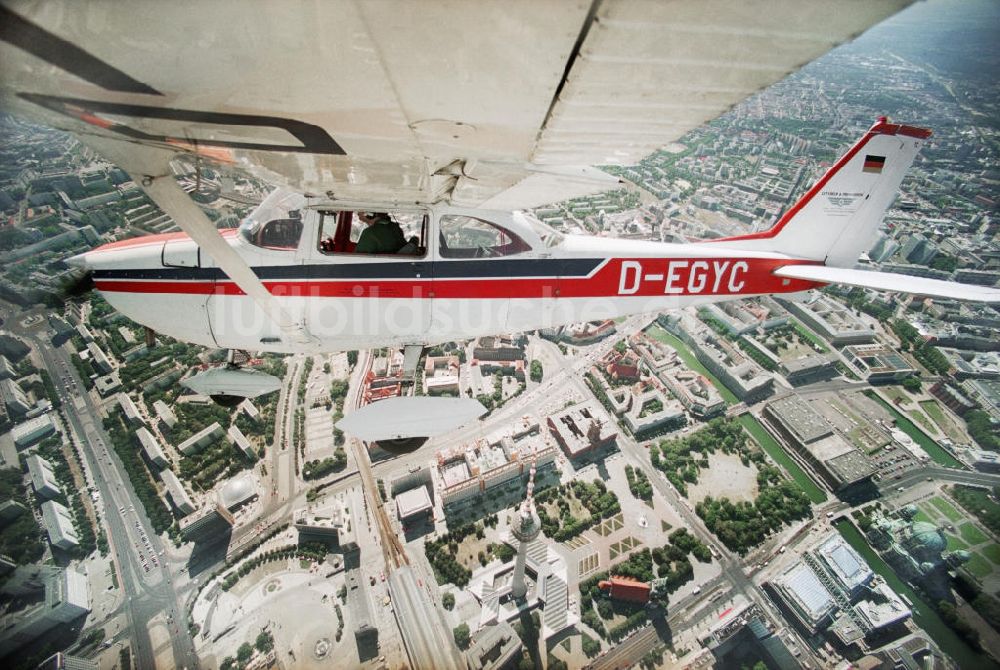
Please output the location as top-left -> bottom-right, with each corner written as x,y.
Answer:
439,215 -> 530,258
239,188 -> 307,250
317,210 -> 427,256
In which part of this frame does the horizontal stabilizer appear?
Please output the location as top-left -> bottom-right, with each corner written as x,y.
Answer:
337,397 -> 487,442
774,265 -> 1000,303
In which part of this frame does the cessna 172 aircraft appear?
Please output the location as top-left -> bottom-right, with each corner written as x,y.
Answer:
1,0 -> 997,447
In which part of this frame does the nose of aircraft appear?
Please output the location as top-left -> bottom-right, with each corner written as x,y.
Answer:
66,251 -> 90,269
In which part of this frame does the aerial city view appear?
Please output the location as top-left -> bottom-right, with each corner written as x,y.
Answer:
0,1 -> 998,669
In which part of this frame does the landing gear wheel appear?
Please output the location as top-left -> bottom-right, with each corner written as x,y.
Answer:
374,437 -> 429,455
210,394 -> 245,408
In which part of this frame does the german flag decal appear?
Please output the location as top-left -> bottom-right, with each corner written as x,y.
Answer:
863,154 -> 886,173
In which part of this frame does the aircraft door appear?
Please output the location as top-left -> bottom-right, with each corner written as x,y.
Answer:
306,209 -> 433,350
430,213 -> 521,343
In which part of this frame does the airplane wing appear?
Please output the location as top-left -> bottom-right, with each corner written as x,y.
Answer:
774,265 -> 1000,304
0,0 -> 910,209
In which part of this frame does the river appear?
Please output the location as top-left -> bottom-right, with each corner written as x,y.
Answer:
864,391 -> 963,469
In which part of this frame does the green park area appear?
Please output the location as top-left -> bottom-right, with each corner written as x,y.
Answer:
536,479 -> 620,543
917,492 -> 1000,582
651,419 -> 813,554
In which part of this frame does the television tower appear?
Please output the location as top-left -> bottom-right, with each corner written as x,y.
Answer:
510,452 -> 540,600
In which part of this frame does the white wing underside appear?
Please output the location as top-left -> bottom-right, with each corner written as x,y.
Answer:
774,265 -> 1000,304
0,0 -> 909,208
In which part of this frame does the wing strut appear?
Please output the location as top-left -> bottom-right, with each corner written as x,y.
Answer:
82,137 -> 317,348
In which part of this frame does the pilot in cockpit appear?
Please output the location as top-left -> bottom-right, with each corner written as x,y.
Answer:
355,211 -> 406,254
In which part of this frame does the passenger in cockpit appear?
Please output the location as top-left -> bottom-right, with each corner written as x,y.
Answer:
355,212 -> 406,254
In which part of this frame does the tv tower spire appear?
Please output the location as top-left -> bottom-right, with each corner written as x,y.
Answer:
510,451 -> 540,600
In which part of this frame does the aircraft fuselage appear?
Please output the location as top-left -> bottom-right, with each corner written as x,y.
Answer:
76,204 -> 822,353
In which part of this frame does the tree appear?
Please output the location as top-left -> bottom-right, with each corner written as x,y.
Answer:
453,623 -> 471,650
530,360 -> 543,382
237,642 -> 253,663
582,634 -> 602,658
255,630 -> 274,653
901,376 -> 921,393
442,592 -> 455,610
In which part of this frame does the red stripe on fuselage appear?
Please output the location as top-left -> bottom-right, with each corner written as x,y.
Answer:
94,257 -> 822,298
90,228 -> 237,253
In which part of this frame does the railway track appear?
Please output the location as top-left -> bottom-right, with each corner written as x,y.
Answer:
350,349 -> 408,569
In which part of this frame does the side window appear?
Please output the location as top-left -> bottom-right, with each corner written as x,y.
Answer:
318,211 -> 426,256
256,218 -> 302,250
438,215 -> 529,258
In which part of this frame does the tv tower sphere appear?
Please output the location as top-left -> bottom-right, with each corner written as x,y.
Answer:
510,453 -> 541,600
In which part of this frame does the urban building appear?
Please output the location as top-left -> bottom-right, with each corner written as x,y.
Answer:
600,349 -> 640,383
0,378 -> 31,417
85,342 -> 112,374
0,355 -> 14,380
622,385 -> 685,436
117,393 -> 142,426
599,576 -> 651,604
74,323 -> 94,343
0,566 -> 90,658
777,293 -> 875,345
961,378 -> 1000,423
561,319 -> 616,345
662,369 -> 726,419
239,399 -> 260,422
218,474 -> 258,512
545,401 -> 617,460
160,469 -> 195,515
294,493 -> 358,551
464,621 -> 522,670
866,505 -> 970,598
700,604 -> 800,670
226,424 -> 255,459
152,399 -> 177,430
93,372 -> 122,396
0,501 -> 26,526
762,396 -> 876,491
436,419 -> 558,516
178,503 -> 234,543
176,422 -> 224,455
842,345 -> 917,384
472,335 -> 525,362
12,415 -> 56,448
39,501 -> 78,550
970,450 -> 1000,473
394,485 -> 433,523
769,534 -> 910,641
772,561 -> 836,633
423,355 -> 460,395
136,426 -> 168,468
701,298 -> 790,336
661,313 -> 773,401
37,652 -> 99,670
779,353 -> 838,386
26,454 -> 61,499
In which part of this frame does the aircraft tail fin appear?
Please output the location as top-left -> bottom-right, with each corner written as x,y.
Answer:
706,118 -> 930,267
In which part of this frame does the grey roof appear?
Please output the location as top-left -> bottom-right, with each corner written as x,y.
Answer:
779,562 -> 834,624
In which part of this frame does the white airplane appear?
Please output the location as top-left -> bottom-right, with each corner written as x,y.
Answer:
1,1 -> 996,449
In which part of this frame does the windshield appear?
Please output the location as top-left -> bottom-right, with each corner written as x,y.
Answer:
519,211 -> 565,248
239,188 -> 308,250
